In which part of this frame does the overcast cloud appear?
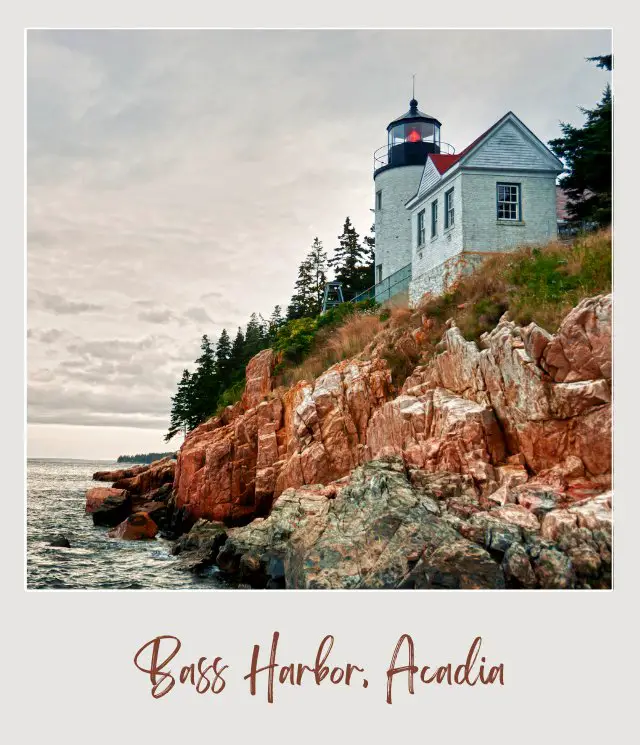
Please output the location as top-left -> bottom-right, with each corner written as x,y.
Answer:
27,29 -> 611,459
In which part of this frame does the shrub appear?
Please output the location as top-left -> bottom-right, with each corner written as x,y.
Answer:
417,228 -> 611,339
381,344 -> 420,388
283,312 -> 383,386
273,316 -> 318,364
215,378 -> 245,415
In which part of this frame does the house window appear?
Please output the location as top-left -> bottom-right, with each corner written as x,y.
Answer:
417,209 -> 426,247
497,183 -> 521,220
376,264 -> 383,284
431,199 -> 438,238
444,188 -> 455,229
376,190 -> 382,210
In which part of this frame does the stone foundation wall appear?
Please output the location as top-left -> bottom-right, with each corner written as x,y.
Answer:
408,251 -> 492,306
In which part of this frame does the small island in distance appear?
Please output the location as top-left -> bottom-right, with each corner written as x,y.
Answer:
116,452 -> 176,464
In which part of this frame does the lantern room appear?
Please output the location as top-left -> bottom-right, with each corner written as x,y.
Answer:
374,98 -> 444,173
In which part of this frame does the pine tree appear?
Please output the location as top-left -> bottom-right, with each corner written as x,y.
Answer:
549,55 -> 612,225
229,327 -> 245,376
361,224 -> 376,290
329,217 -> 369,300
215,328 -> 233,390
165,369 -> 195,441
190,334 -> 219,423
287,238 -> 328,319
307,237 -> 328,315
243,312 -> 265,363
288,254 -> 315,320
268,305 -> 284,341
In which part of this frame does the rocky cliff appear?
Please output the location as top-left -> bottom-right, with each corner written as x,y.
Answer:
88,292 -> 611,587
165,292 -> 611,589
173,296 -> 610,509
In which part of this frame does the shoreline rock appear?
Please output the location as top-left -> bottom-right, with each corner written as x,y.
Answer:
81,293 -> 612,589
171,458 -> 611,589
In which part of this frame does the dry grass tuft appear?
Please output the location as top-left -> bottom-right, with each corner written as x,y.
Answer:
282,312 -> 383,386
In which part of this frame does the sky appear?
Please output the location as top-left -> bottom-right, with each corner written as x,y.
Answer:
26,29 -> 612,459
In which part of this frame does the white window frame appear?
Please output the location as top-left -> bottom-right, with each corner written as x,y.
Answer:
497,182 -> 521,221
376,190 -> 382,210
444,188 -> 455,229
431,199 -> 438,238
417,209 -> 426,247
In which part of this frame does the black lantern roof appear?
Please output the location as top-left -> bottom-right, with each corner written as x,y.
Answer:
386,98 -> 442,131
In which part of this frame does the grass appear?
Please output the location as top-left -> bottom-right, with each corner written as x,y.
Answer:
270,229 -> 612,394
417,228 -> 612,342
281,311 -> 384,386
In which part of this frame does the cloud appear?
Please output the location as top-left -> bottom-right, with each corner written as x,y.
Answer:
183,307 -> 213,325
138,308 -> 179,324
31,291 -> 103,315
26,29 -> 611,457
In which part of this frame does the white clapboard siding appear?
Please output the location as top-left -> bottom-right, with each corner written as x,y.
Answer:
464,120 -> 551,171
415,158 -> 442,199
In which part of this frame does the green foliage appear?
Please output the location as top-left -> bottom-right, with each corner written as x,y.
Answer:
549,55 -> 612,225
215,379 -> 246,415
117,452 -> 176,464
329,217 -> 373,300
317,298 -> 377,329
507,248 -> 580,303
288,238 -> 328,319
165,217 -> 377,441
416,229 -> 611,346
273,316 -> 318,364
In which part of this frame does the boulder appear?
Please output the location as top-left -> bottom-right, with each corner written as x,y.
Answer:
49,534 -> 71,548
171,519 -> 228,572
92,463 -> 150,481
85,487 -> 128,514
112,457 -> 175,495
92,491 -> 132,527
219,459 -> 506,589
108,512 -> 158,540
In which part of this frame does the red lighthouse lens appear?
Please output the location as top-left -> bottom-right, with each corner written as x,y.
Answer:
407,128 -> 421,143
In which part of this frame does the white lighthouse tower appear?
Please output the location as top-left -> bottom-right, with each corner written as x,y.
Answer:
373,98 -> 447,300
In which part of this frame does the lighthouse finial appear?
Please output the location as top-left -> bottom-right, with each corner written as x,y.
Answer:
412,73 -> 415,100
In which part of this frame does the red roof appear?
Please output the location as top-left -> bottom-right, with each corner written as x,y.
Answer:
427,112 -> 514,175
429,153 -> 462,174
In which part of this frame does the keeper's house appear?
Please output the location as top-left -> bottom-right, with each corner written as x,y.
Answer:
371,100 -> 564,305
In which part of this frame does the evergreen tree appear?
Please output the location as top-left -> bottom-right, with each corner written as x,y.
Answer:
215,328 -> 233,390
165,369 -> 193,441
229,327 -> 245,375
329,217 -> 369,300
268,305 -> 284,341
288,237 -> 328,318
307,237 -> 328,315
549,54 -> 612,225
243,312 -> 265,363
288,253 -> 316,320
190,334 -> 219,423
362,224 -> 376,289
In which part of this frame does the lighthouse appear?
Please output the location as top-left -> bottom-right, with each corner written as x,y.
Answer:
373,98 -> 448,300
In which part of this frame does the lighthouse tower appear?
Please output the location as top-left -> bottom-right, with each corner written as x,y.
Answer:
373,98 -> 444,299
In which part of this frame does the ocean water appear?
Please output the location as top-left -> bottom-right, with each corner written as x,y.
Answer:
26,458 -> 225,590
